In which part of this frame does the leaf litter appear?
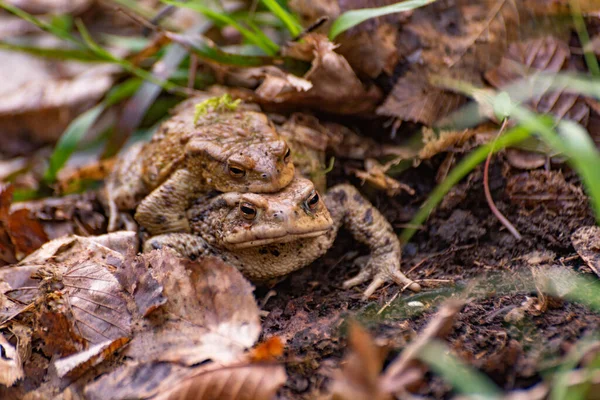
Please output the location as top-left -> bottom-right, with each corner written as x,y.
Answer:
3,0 -> 600,398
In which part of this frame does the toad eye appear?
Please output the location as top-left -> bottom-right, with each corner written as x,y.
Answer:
283,147 -> 291,163
239,202 -> 257,220
305,191 -> 320,211
228,164 -> 246,178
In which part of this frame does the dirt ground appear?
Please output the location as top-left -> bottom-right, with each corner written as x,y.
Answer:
258,155 -> 599,398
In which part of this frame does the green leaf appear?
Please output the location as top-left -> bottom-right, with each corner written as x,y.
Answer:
329,0 -> 435,39
162,0 -> 279,55
260,0 -> 302,37
43,105 -> 105,184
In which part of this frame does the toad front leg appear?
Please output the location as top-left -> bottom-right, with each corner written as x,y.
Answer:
325,184 -> 421,297
135,169 -> 206,235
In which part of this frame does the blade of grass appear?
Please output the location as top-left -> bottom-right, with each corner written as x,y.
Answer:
260,0 -> 302,37
0,1 -> 76,43
0,42 -> 101,62
570,0 -> 600,76
400,126 -> 531,243
43,79 -> 141,184
329,0 -> 435,40
418,340 -> 502,399
162,0 -> 279,55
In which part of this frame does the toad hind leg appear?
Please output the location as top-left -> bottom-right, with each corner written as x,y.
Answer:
135,169 -> 204,235
325,184 -> 421,298
143,233 -> 212,259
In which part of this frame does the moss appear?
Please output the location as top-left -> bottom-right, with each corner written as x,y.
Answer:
193,94 -> 241,124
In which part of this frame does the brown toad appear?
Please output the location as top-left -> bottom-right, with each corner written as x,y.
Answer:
107,94 -> 295,233
144,176 -> 420,298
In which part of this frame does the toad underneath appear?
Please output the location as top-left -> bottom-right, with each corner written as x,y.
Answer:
144,177 -> 420,298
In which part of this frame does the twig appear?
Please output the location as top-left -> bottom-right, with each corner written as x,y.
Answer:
484,119 -> 522,240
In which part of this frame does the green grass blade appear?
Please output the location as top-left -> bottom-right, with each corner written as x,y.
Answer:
0,42 -> 101,62
0,1 -> 77,43
400,126 -> 531,243
43,105 -> 105,184
418,341 -> 502,399
43,79 -> 141,184
571,0 -> 600,76
162,0 -> 279,55
329,0 -> 435,40
260,0 -> 302,37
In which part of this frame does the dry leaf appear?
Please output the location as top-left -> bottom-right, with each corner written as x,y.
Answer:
126,255 -> 261,365
253,33 -> 382,114
485,36 -> 590,125
54,337 -> 130,379
249,337 -> 284,362
0,333 -> 23,387
572,226 -> 600,279
5,0 -> 92,14
377,70 -> 466,125
330,321 -> 391,400
351,158 -> 414,197
114,251 -> 166,318
154,362 -> 287,400
0,184 -> 48,261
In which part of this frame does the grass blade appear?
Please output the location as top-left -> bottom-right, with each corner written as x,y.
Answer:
329,0 -> 435,40
260,0 -> 302,37
43,105 -> 105,184
0,42 -> 101,62
162,0 -> 279,55
43,79 -> 141,184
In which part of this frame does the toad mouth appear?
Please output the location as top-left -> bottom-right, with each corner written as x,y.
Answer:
225,228 -> 330,249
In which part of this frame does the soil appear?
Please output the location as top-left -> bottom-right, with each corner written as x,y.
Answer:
259,154 -> 600,398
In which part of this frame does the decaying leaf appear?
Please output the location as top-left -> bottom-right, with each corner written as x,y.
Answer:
0,184 -> 48,262
485,36 -> 590,125
9,192 -> 107,241
330,321 -> 391,400
418,127 -> 480,160
0,333 -> 24,387
114,251 -> 167,318
154,362 -> 287,400
351,158 -> 414,197
4,0 -> 93,14
330,300 -> 465,399
126,254 -> 261,365
54,337 -> 130,379
572,226 -> 600,279
377,70 -> 466,126
247,33 -> 382,114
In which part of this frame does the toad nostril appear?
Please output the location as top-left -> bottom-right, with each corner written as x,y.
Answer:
262,173 -> 268,179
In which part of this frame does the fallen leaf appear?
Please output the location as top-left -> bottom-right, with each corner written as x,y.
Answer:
126,255 -> 261,365
4,0 -> 93,14
351,158 -> 414,197
485,36 -> 590,126
153,362 -> 287,400
249,337 -> 284,362
53,337 -> 130,379
376,70 -> 466,125
0,333 -> 23,387
572,226 -> 600,279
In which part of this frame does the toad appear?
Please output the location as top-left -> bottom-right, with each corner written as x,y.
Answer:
106,94 -> 295,233
144,177 -> 420,298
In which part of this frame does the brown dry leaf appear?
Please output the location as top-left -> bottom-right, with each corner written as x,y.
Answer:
0,333 -> 24,387
504,148 -> 547,170
0,184 -> 47,261
5,0 -> 92,14
376,70 -> 466,125
9,192 -> 106,241
84,361 -> 194,400
330,321 -> 391,400
572,226 -> 600,279
53,337 -> 130,379
485,36 -> 590,125
0,54 -> 115,152
252,33 -> 382,114
114,251 -> 167,318
153,362 -> 287,400
505,170 -> 587,211
126,254 -> 261,365
351,158 -> 414,197
418,127 -> 480,160
249,336 -> 284,362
